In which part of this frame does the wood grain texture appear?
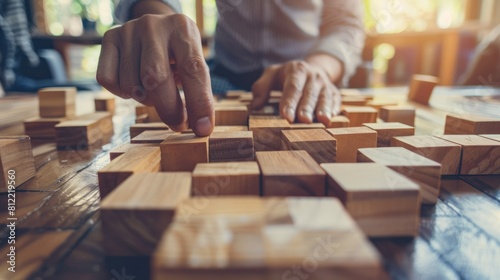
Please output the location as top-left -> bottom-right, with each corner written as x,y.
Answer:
256,150 -> 326,196
108,143 -> 157,160
0,136 -> 36,190
363,122 -> 415,147
380,106 -> 416,126
366,100 -> 399,111
444,114 -> 500,134
192,162 -> 260,196
281,129 -> 336,163
357,147 -> 442,204
249,116 -> 290,151
55,112 -> 113,148
341,106 -> 378,127
289,123 -> 326,130
131,130 -> 177,144
129,122 -> 169,138
101,172 -> 191,256
209,131 -> 254,162
391,135 -> 462,175
327,115 -> 350,128
341,95 -> 368,106
214,106 -> 248,126
322,163 -> 420,237
326,127 -> 377,162
160,133 -> 209,171
408,75 -> 438,105
24,117 -> 73,139
38,87 -> 76,118
480,134 -> 500,142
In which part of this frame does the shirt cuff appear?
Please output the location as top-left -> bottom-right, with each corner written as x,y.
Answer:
115,0 -> 182,23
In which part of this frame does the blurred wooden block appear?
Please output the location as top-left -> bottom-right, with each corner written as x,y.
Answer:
130,122 -> 169,138
366,100 -> 399,111
0,136 -> 36,190
436,135 -> 500,175
94,95 -> 115,113
160,133 -> 208,171
131,130 -> 176,144
326,127 -> 377,162
225,90 -> 247,99
209,131 -> 254,162
98,146 -> 161,198
213,126 -> 248,132
135,113 -> 148,123
215,106 -> 248,126
101,172 -> 191,256
322,163 -> 420,237
192,162 -> 260,196
357,147 -> 441,204
327,115 -> 350,128
480,134 -> 500,142
256,150 -> 325,196
341,96 -> 367,106
270,90 -> 283,98
289,123 -> 326,130
408,74 -> 438,105
281,129 -> 336,163
24,117 -> 71,140
55,112 -> 113,148
136,106 -> 162,122
391,135 -> 462,175
249,116 -> 290,151
250,105 -> 278,116
38,87 -> 76,118
341,106 -> 378,127
109,143 -> 156,160
379,106 -> 416,126
363,122 -> 415,147
444,114 -> 500,134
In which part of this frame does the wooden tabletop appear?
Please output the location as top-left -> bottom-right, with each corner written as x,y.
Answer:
0,86 -> 499,279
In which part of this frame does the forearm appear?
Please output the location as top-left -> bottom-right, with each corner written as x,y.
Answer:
305,53 -> 344,84
131,0 -> 176,18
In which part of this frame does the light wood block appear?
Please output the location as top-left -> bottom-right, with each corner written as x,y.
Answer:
24,117 -> 71,139
322,163 -> 420,237
391,135 -> 462,175
327,115 -> 350,128
192,162 -> 260,196
363,122 -> 415,147
213,126 -> 248,132
136,106 -> 162,122
94,95 -> 116,113
341,106 -> 378,127
249,116 -> 290,151
444,114 -> 500,134
135,113 -> 148,123
436,135 -> 500,175
408,74 -> 439,105
281,129 -> 336,163
38,87 -> 76,118
250,105 -> 279,116
289,123 -> 326,130
225,90 -> 248,99
130,122 -> 170,138
0,136 -> 36,190
379,106 -> 416,126
480,134 -> 500,142
98,146 -> 161,198
160,133 -> 209,171
256,150 -> 326,196
209,131 -> 254,162
357,147 -> 442,204
101,172 -> 191,256
341,96 -> 367,106
326,127 -> 377,162
109,143 -> 157,160
366,100 -> 399,111
214,106 -> 248,126
153,197 -> 384,280
55,112 -> 113,148
131,130 -> 177,144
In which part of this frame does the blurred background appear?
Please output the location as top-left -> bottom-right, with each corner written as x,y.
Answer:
17,0 -> 500,89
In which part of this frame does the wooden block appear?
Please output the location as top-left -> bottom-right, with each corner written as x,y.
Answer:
0,136 -> 36,190
436,135 -> 500,175
357,147 -> 442,204
363,122 -> 415,147
94,95 -> 115,113
225,90 -> 248,99
38,87 -> 76,118
160,133 -> 208,171
366,100 -> 399,111
289,123 -> 326,130
249,116 -> 290,151
250,105 -> 279,116
131,130 -> 177,144
24,117 -> 70,139
109,143 -> 157,160
153,197 -> 384,280
135,113 -> 148,123
192,162 -> 260,196
341,95 -> 368,106
269,90 -> 283,98
327,115 -> 350,128
408,74 -> 439,105
480,134 -> 500,142
341,106 -> 378,127
213,126 -> 248,132
101,172 -> 191,256
326,127 -> 377,162
256,150 -> 326,196
55,112 -> 113,149
215,106 -> 248,126
322,163 -> 420,237
130,122 -> 169,138
209,131 -> 254,162
136,106 -> 162,122
391,135 -> 462,175
444,114 -> 500,134
98,145 -> 161,198
281,129 -> 336,163
379,106 -> 416,126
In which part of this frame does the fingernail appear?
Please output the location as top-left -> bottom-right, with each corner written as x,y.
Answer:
300,109 -> 312,121
284,106 -> 295,121
318,109 -> 332,119
194,117 -> 212,136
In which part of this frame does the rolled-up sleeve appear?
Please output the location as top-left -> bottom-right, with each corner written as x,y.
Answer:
115,0 -> 182,23
312,0 -> 366,86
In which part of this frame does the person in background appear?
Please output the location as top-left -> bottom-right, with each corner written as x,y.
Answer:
97,0 -> 365,136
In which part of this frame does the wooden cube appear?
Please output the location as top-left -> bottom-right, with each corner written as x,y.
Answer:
131,130 -> 177,144
444,114 -> 500,134
214,106 -> 248,126
256,150 -> 326,196
341,96 -> 368,106
0,136 -> 36,190
366,100 -> 399,111
192,162 -> 260,196
108,143 -> 156,160
480,134 -> 500,142
391,135 -> 462,175
357,147 -> 442,204
213,126 -> 248,132
38,87 -> 76,118
322,163 -> 420,237
94,95 -> 115,113
281,129 -> 336,163
136,106 -> 162,123
408,74 -> 439,105
24,117 -> 70,140
209,131 -> 254,162
130,122 -> 169,138
326,127 -> 377,162
379,106 -> 416,126
363,122 -> 415,147
327,115 -> 350,128
249,116 -> 290,151
160,133 -> 208,171
55,112 -> 113,149
289,123 -> 326,130
101,172 -> 191,256
341,106 -> 378,127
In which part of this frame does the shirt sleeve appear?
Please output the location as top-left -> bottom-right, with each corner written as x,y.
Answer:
312,0 -> 366,86
115,0 -> 182,23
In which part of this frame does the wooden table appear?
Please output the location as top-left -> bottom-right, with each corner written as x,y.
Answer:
0,86 -> 499,279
